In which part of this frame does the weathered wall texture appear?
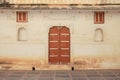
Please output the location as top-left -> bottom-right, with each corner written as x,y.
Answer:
0,9 -> 120,70
1,0 -> 120,4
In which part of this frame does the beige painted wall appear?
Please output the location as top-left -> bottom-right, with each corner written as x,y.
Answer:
0,9 -> 120,70
7,0 -> 120,4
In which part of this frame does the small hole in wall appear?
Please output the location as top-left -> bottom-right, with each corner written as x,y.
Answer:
71,67 -> 74,71
32,67 -> 35,71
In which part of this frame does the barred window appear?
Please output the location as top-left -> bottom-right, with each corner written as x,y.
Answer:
94,12 -> 104,24
16,11 -> 28,22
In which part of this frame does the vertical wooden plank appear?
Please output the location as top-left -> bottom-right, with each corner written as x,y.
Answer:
59,27 -> 70,64
95,12 -> 99,23
23,12 -> 27,22
49,27 -> 60,64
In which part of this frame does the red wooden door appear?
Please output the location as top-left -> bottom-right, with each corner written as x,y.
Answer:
49,26 -> 70,64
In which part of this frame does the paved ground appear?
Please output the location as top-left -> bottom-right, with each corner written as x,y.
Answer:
0,69 -> 120,80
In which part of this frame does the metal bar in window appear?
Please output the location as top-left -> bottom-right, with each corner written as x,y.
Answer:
23,12 -> 26,22
94,12 -> 99,23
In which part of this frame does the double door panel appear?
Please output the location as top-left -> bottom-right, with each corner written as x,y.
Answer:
49,26 -> 70,64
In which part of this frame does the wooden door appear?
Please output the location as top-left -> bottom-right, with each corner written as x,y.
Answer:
49,26 -> 70,64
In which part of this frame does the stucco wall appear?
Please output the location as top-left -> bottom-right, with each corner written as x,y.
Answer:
7,0 -> 120,4
0,9 -> 120,70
